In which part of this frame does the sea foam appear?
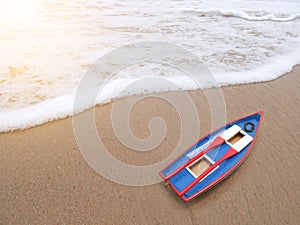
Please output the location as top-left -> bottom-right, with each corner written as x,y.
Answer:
184,8 -> 300,22
0,0 -> 299,132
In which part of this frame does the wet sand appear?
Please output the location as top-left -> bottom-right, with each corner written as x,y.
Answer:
0,66 -> 299,224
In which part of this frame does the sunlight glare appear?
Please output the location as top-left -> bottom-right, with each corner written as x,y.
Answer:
1,0 -> 40,28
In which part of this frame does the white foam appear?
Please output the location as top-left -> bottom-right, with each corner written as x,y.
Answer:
0,94 -> 75,132
184,8 -> 300,22
1,45 -> 299,133
0,0 -> 299,132
214,46 -> 300,86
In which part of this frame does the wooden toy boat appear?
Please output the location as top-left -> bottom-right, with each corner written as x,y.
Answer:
160,111 -> 263,202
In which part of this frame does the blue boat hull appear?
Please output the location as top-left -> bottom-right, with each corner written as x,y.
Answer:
160,111 -> 263,202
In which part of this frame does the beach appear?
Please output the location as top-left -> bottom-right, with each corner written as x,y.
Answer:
0,65 -> 299,224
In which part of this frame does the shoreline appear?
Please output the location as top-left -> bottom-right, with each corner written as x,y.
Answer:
0,65 -> 299,224
1,62 -> 300,134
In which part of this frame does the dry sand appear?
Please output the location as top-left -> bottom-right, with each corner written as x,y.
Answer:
0,66 -> 299,224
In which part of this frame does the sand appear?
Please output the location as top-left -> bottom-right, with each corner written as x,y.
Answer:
0,66 -> 299,225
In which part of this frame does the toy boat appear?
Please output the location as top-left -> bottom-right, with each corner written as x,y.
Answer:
160,111 -> 263,202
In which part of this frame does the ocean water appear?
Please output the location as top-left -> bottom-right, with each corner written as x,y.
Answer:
0,0 -> 299,132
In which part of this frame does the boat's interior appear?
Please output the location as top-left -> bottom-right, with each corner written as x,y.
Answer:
189,157 -> 211,177
228,132 -> 245,145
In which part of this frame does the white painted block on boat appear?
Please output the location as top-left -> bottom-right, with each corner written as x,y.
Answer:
231,131 -> 253,152
220,125 -> 241,141
186,154 -> 219,180
225,128 -> 253,152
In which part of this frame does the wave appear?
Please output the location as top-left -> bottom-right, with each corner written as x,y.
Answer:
1,47 -> 299,133
184,8 -> 300,22
0,0 -> 299,133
